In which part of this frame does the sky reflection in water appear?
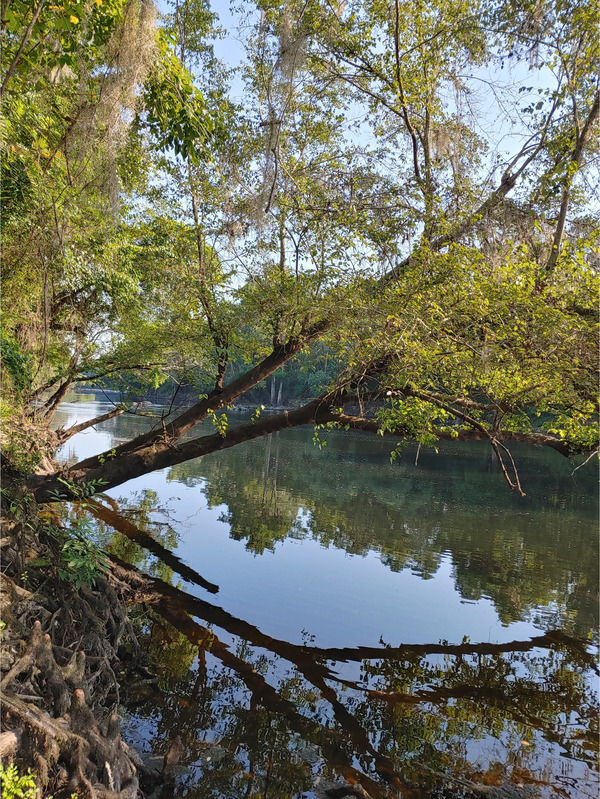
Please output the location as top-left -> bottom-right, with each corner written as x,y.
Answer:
55,399 -> 599,798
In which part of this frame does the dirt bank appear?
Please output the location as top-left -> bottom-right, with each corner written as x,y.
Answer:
0,487 -> 167,799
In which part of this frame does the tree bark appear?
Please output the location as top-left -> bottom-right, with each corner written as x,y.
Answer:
56,408 -> 125,443
27,399 -> 337,502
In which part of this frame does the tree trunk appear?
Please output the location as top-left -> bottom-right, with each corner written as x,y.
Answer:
40,377 -> 73,422
26,399 -> 337,503
86,321 -> 328,465
25,373 -> 582,503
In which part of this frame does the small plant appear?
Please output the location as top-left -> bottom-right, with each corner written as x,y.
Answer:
97,448 -> 117,465
0,764 -> 37,799
1,489 -> 33,519
209,410 -> 229,437
44,516 -> 110,589
0,334 -> 32,395
312,421 -> 342,450
312,426 -> 327,450
1,427 -> 43,474
48,476 -> 107,503
0,764 -> 77,799
59,535 -> 110,588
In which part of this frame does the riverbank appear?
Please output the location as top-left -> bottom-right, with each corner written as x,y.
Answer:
2,406 -> 597,799
1,492 -> 561,799
0,484 -> 171,799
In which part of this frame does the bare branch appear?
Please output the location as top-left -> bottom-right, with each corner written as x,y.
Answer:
55,408 -> 125,443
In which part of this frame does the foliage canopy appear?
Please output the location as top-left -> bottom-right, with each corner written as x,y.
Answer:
1,0 -> 598,498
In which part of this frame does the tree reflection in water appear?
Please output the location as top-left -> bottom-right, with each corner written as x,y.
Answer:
91,500 -> 599,799
167,428 -> 598,637
78,425 -> 598,799
121,585 -> 597,799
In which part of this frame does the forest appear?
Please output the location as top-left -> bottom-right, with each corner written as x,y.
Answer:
1,0 -> 598,496
0,0 -> 598,796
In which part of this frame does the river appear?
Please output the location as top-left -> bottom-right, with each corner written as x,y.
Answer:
53,397 -> 599,798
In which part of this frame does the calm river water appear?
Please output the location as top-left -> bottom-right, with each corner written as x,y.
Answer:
54,397 -> 599,799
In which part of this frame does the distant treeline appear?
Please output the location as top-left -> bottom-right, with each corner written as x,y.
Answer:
91,345 -> 340,409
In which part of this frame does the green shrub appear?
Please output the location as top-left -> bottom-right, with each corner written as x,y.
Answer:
0,764 -> 37,799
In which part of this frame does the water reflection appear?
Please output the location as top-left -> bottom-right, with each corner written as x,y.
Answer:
54,401 -> 599,797
166,428 -> 598,639
91,489 -> 597,798
115,565 -> 598,799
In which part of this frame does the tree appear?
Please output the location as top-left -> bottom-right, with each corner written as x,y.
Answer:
2,0 -> 598,501
0,0 -> 212,431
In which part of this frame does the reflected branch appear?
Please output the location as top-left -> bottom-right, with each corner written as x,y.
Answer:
109,556 -> 598,795
308,631 -> 599,675
154,598 -> 413,798
88,500 -> 219,594
370,683 -> 595,760
109,552 -> 597,673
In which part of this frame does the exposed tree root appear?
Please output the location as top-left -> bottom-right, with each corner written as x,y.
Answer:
0,504 -> 162,798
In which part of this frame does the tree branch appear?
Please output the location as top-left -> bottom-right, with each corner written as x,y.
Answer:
39,377 -> 73,423
67,320 -> 331,466
544,89 -> 600,277
27,398 -> 329,501
393,0 -> 422,186
28,362 -> 167,402
55,408 -> 126,443
0,0 -> 46,100
334,411 -> 576,457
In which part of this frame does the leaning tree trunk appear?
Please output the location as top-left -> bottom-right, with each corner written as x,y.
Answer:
26,399 -> 337,503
